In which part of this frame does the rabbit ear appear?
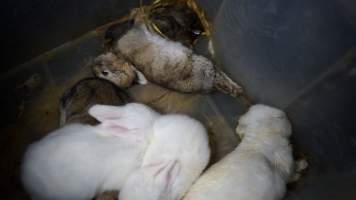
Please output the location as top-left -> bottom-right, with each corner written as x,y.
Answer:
97,120 -> 131,137
144,160 -> 181,191
88,104 -> 122,122
119,160 -> 181,200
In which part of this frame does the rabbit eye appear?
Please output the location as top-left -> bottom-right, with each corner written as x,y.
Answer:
192,30 -> 201,35
101,71 -> 110,76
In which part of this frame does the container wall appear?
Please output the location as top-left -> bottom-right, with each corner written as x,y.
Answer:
1,0 -> 151,73
213,0 -> 356,199
1,0 -> 356,199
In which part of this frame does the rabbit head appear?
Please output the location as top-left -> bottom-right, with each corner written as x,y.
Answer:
236,104 -> 291,139
59,77 -> 129,126
89,103 -> 160,140
92,52 -> 136,88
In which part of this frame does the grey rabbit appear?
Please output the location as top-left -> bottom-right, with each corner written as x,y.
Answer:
104,3 -> 204,49
94,9 -> 243,98
59,77 -> 130,126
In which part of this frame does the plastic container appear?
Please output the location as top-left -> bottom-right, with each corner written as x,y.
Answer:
1,0 -> 355,199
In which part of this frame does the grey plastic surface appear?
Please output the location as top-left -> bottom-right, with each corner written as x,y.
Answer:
1,0 -> 356,199
212,0 -> 356,199
1,0 -> 151,73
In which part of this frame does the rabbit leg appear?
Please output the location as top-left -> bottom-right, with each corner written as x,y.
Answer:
134,68 -> 148,85
288,159 -> 308,183
95,191 -> 118,200
213,69 -> 243,98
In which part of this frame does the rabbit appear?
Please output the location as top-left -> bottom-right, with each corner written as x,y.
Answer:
92,52 -> 148,88
183,104 -> 296,200
104,3 -> 204,49
92,52 -> 138,88
148,3 -> 204,48
119,114 -> 211,200
105,20 -> 134,49
59,78 -> 131,200
95,9 -> 243,98
59,77 -> 130,126
21,103 -> 160,200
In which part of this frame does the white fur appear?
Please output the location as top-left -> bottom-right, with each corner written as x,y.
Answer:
183,104 -> 294,200
21,103 -> 160,200
119,115 -> 210,200
134,68 -> 148,85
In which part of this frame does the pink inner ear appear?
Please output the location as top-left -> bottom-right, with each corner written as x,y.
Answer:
165,161 -> 180,190
88,105 -> 122,122
102,121 -> 130,137
144,160 -> 181,191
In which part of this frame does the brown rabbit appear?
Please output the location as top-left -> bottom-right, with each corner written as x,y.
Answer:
111,9 -> 243,98
92,52 -> 138,88
148,3 -> 205,47
59,77 -> 130,126
104,3 -> 204,49
93,9 -> 243,98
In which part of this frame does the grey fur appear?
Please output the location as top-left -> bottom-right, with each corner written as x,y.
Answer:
92,52 -> 137,88
59,78 -> 130,126
114,12 -> 243,97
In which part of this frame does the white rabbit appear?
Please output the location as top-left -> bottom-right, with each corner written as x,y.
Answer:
119,114 -> 211,200
183,104 -> 295,200
21,103 -> 160,200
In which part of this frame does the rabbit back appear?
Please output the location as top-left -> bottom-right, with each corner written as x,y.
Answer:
60,78 -> 130,126
21,123 -> 143,200
119,114 -> 210,200
183,149 -> 286,200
